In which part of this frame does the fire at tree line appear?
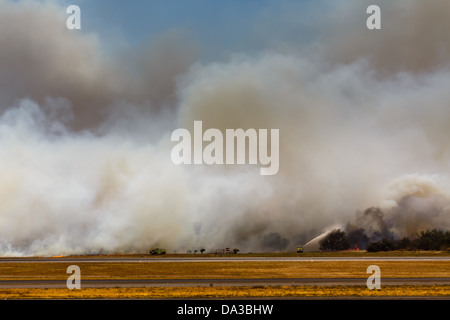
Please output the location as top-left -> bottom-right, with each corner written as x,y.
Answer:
148,229 -> 450,255
319,228 -> 450,252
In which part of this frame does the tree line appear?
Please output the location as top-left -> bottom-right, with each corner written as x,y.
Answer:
319,229 -> 450,252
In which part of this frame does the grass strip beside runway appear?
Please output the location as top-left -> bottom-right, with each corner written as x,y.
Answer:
0,285 -> 448,299
0,261 -> 448,280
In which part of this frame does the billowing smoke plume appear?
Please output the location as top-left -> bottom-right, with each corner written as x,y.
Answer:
345,174 -> 450,248
1,0 -> 450,256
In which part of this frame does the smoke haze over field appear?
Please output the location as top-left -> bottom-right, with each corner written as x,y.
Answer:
1,0 -> 450,256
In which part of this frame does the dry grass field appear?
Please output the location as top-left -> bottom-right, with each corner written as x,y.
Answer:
0,261 -> 448,280
0,252 -> 448,299
0,285 -> 449,299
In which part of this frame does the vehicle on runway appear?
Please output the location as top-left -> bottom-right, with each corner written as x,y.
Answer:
149,248 -> 166,255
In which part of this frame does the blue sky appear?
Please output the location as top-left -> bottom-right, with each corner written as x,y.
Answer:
65,0 -> 322,58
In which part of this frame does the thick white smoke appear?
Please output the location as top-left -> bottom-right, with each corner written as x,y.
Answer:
1,0 -> 450,256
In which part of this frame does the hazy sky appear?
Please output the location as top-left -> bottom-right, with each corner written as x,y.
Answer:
64,0 -> 323,58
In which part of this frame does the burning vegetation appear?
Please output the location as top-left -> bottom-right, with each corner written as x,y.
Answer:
319,228 -> 450,252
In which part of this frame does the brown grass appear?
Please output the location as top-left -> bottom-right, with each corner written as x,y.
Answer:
0,285 -> 448,299
1,257 -> 448,298
0,261 -> 448,280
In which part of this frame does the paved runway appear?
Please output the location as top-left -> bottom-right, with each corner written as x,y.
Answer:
1,277 -> 450,289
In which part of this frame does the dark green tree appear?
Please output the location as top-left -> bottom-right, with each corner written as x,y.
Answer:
319,229 -> 350,251
416,229 -> 448,250
367,239 -> 395,252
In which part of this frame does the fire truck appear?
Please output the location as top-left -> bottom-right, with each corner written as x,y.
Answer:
149,248 -> 166,255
